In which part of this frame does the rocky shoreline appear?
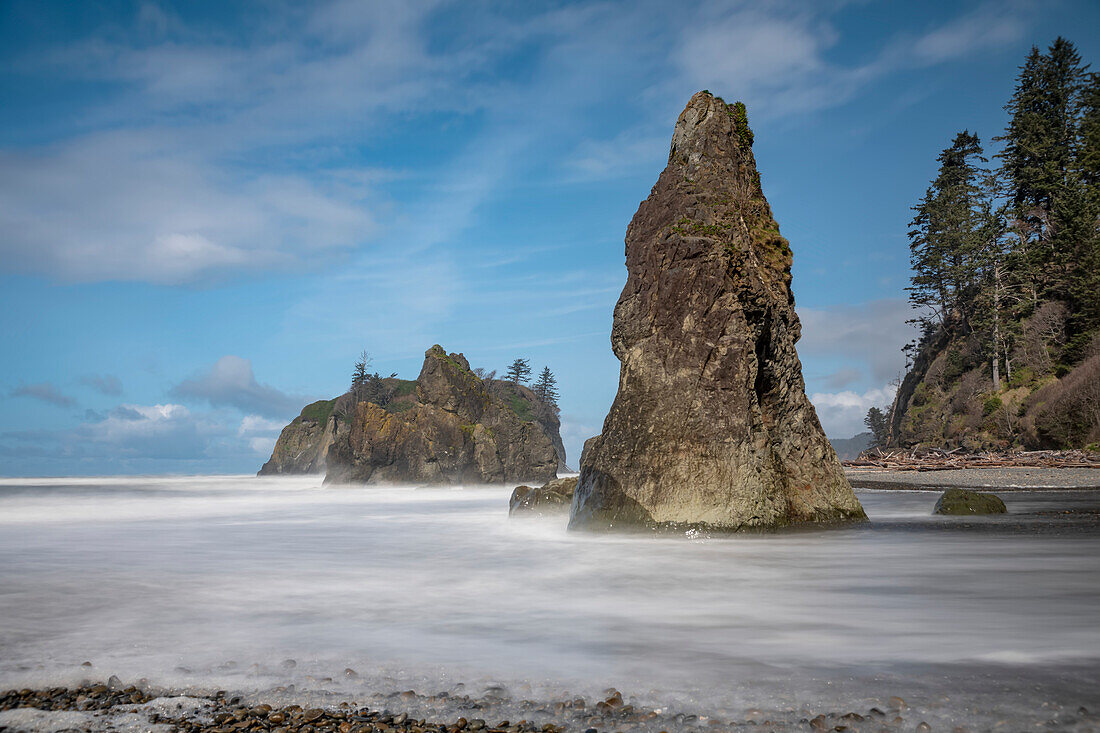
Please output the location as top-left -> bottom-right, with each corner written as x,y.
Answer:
845,466 -> 1100,491
6,678 -> 1085,733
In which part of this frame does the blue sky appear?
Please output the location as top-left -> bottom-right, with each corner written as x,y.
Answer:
1,0 -> 1098,476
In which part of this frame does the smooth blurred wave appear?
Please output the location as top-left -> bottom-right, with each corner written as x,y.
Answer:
1,475 -> 1098,723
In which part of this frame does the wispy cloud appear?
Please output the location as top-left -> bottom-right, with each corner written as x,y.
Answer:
9,382 -> 77,408
1,0 -> 1037,285
822,366 -> 863,390
0,131 -> 377,284
0,1 -> 494,285
79,373 -> 123,396
672,7 -> 856,119
908,2 -> 1028,65
671,1 -> 1031,122
171,356 -> 306,418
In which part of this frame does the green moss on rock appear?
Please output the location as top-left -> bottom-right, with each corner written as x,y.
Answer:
933,488 -> 1007,515
299,399 -> 336,425
729,101 -> 754,147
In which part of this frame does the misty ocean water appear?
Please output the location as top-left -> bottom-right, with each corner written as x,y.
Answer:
2,475 -> 1100,729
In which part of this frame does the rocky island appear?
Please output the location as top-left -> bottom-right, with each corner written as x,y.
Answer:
570,91 -> 866,532
261,346 -> 565,485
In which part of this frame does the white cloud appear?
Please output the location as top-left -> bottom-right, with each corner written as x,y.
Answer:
0,400 -> 287,473
239,415 -> 286,455
1,0 -> 1041,288
248,436 -> 278,455
670,1 -> 1031,121
670,6 -> 866,120
238,415 -> 287,436
810,384 -> 896,439
798,299 -> 919,385
909,3 -> 1026,65
565,131 -> 667,181
172,356 -> 305,418
0,131 -> 376,284
78,403 -> 213,459
0,0 -> 495,285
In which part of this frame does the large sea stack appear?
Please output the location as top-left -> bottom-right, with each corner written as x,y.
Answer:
569,92 -> 866,531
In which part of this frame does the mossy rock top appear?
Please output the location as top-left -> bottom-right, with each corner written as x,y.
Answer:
933,488 -> 1007,515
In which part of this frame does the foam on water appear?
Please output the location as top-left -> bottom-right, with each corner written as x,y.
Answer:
1,475 -> 1099,727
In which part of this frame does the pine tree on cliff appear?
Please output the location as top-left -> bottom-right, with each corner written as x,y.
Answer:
351,351 -> 371,401
997,38 -> 1089,303
533,367 -> 559,409
506,358 -> 531,385
1064,71 -> 1100,358
1080,73 -> 1100,194
907,131 -> 989,334
349,351 -> 395,406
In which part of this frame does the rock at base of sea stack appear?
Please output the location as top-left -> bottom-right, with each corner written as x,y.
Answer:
509,476 -> 578,516
569,91 -> 866,532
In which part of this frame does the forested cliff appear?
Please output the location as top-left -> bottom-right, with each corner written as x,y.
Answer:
887,38 -> 1100,450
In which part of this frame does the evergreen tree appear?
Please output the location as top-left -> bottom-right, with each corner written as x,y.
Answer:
351,351 -> 371,400
506,358 -> 531,384
1079,72 -> 1100,194
349,351 -> 395,406
998,38 -> 1089,298
1064,71 -> 1100,358
907,131 -> 989,333
864,407 -> 890,449
533,367 -> 559,408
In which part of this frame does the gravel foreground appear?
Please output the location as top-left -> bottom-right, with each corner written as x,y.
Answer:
845,466 -> 1100,491
3,679 -> 1100,733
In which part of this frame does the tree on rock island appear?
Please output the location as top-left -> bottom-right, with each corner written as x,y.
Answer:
506,358 -> 531,385
533,367 -> 559,410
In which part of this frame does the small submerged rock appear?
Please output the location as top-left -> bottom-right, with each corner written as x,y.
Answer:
933,488 -> 1007,515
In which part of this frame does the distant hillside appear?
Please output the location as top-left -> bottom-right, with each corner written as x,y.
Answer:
830,433 -> 873,461
887,38 -> 1100,451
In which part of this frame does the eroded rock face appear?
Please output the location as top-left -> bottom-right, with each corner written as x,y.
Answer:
258,400 -> 339,475
569,92 -> 866,531
323,346 -> 560,485
486,380 -> 570,474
